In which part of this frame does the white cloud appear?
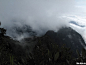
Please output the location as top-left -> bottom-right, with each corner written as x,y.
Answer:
0,0 -> 78,39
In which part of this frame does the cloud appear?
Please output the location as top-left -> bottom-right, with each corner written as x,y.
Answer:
0,0 -> 76,40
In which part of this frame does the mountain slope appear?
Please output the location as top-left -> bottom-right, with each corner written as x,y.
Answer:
0,26 -> 86,65
45,27 -> 85,57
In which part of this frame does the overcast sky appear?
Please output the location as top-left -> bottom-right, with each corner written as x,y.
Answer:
0,0 -> 85,23
0,0 -> 86,39
0,0 -> 84,23
0,0 -> 77,23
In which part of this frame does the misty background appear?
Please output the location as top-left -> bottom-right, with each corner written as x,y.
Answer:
0,0 -> 86,41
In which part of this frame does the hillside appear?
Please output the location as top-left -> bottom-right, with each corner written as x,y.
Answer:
0,26 -> 86,65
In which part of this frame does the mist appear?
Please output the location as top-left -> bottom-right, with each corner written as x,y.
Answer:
0,0 -> 77,40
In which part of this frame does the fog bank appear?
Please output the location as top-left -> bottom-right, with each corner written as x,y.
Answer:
0,0 -> 76,40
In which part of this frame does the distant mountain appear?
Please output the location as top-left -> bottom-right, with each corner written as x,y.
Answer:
70,21 -> 85,27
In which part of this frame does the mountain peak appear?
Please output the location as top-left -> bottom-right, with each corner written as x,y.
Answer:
45,27 -> 85,57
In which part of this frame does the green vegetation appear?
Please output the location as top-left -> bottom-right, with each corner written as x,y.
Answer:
0,22 -> 86,65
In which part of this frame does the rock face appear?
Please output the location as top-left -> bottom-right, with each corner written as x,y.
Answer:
45,27 -> 86,57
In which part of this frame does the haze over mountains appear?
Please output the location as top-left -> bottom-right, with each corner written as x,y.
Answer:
0,0 -> 86,42
0,0 -> 86,55
0,0 -> 78,37
1,0 -> 86,64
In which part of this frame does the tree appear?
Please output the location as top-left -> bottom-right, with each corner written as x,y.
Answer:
0,22 -> 6,36
0,22 -> 1,26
